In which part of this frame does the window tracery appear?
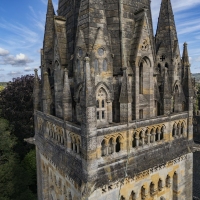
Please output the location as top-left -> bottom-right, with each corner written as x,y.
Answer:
96,89 -> 107,123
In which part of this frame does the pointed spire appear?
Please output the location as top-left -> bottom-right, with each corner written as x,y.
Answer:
77,0 -> 107,51
43,0 -> 55,53
63,69 -> 72,121
155,0 -> 178,59
33,69 -> 40,110
182,42 -> 190,66
42,72 -> 52,114
47,0 -> 55,16
183,63 -> 194,98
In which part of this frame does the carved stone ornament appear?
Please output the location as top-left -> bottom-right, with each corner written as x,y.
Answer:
141,39 -> 149,51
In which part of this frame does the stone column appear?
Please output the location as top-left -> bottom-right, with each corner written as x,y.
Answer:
174,127 -> 177,138
158,131 -> 161,141
113,143 -> 116,153
141,131 -> 145,146
105,144 -> 109,156
152,132 -> 156,143
147,131 -> 151,145
73,143 -> 76,152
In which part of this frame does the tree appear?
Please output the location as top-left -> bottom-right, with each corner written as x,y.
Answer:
0,75 -> 38,199
0,117 -> 36,200
0,75 -> 35,158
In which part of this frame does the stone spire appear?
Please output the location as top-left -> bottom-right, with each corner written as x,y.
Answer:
181,43 -> 193,140
182,42 -> 190,66
43,0 -> 55,53
33,69 -> 40,110
155,0 -> 178,59
62,69 -> 72,121
119,68 -> 132,122
42,72 -> 52,114
182,44 -> 193,98
77,0 -> 108,52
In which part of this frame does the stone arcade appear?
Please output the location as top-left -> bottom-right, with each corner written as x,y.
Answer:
33,0 -> 194,199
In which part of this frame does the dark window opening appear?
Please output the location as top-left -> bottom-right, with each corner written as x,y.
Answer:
116,137 -> 120,152
139,63 -> 143,94
102,111 -> 105,119
158,64 -> 161,73
102,100 -> 105,108
97,111 -> 99,120
132,134 -> 137,148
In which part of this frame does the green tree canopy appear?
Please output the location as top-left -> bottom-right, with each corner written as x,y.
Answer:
0,117 -> 36,200
0,75 -> 35,158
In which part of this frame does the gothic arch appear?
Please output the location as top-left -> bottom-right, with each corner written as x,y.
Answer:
74,83 -> 83,103
138,56 -> 152,68
95,82 -> 112,101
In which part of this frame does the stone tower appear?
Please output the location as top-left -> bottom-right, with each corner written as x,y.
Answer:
34,0 -> 194,199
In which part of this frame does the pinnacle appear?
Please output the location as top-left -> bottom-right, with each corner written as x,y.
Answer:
47,0 -> 55,16
182,42 -> 190,65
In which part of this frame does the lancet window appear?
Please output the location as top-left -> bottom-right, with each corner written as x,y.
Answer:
158,179 -> 163,191
96,89 -> 107,122
103,59 -> 107,71
101,136 -> 122,157
95,59 -> 99,74
129,191 -> 136,200
139,63 -> 143,94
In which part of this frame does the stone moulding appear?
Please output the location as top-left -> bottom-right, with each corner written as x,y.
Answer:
100,154 -> 188,194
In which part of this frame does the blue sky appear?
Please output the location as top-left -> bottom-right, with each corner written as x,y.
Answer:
0,0 -> 200,82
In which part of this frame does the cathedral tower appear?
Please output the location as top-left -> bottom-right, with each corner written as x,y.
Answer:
34,0 -> 194,199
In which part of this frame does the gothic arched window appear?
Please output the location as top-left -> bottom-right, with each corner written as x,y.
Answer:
103,59 -> 107,71
158,179 -> 163,191
129,191 -> 136,200
101,139 -> 106,156
166,175 -> 171,187
150,182 -> 155,195
132,133 -> 137,148
96,89 -> 107,123
139,63 -> 143,94
108,138 -> 113,154
116,137 -> 121,152
141,186 -> 146,199
95,59 -> 99,74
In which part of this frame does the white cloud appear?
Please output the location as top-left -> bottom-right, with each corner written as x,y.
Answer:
0,47 -> 9,56
0,53 -> 33,66
24,67 -> 34,72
